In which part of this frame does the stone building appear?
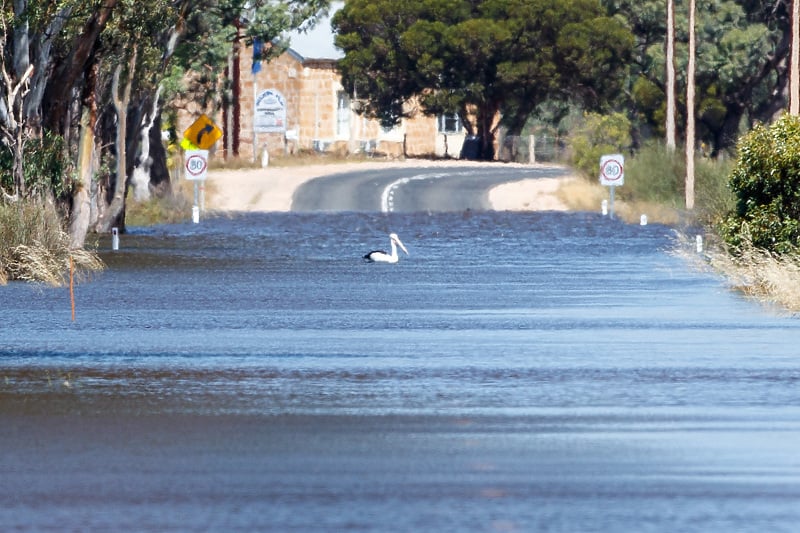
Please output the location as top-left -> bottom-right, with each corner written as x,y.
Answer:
179,8 -> 467,162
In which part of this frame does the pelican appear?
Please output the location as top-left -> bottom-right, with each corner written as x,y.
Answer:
363,233 -> 409,263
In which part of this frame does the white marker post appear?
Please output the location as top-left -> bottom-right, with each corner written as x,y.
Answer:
184,149 -> 209,223
599,154 -> 625,219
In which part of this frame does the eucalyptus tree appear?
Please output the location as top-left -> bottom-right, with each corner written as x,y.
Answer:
607,0 -> 786,155
1,0 -> 330,247
333,0 -> 633,160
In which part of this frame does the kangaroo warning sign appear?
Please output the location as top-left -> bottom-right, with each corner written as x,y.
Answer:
599,154 -> 624,186
184,150 -> 209,181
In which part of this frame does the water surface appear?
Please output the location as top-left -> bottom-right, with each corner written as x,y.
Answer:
1,211 -> 799,532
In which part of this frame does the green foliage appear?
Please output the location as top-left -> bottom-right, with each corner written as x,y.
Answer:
568,112 -> 632,178
694,154 -> 736,223
334,0 -> 634,158
0,132 -> 70,200
620,142 -> 735,221
607,0 -> 779,154
623,142 -> 683,205
719,114 -> 800,254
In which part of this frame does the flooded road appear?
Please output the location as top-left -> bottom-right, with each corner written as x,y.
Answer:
2,211 -> 800,532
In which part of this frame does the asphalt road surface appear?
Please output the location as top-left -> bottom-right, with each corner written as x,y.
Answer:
291,163 -> 568,212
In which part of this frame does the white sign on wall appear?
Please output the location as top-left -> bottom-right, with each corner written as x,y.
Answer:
599,154 -> 625,186
184,149 -> 209,181
254,89 -> 287,133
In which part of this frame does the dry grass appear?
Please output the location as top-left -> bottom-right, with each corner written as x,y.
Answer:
558,178 -> 683,225
125,180 -> 197,226
208,151 -> 380,171
0,200 -> 104,286
674,232 -> 800,312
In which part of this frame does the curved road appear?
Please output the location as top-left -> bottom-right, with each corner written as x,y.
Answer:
291,164 -> 568,212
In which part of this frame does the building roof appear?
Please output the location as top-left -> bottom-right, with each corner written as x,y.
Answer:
286,2 -> 343,61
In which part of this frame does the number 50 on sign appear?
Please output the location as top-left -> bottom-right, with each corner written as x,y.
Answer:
599,154 -> 624,186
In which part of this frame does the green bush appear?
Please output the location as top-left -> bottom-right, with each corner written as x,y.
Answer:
719,114 -> 800,254
623,142 -> 684,205
694,155 -> 736,224
568,111 -> 632,178
0,132 -> 70,200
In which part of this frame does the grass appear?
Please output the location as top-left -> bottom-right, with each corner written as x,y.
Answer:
675,232 -> 800,313
562,143 -> 735,227
125,179 -> 198,226
208,150 -> 383,171
0,199 -> 104,286
556,173 -> 685,225
561,143 -> 800,312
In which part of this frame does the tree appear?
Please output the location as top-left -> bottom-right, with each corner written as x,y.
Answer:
720,113 -> 800,254
2,0 -> 330,246
610,0 -> 785,156
333,0 -> 633,160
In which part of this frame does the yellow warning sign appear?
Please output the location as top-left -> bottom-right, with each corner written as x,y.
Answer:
182,114 -> 222,150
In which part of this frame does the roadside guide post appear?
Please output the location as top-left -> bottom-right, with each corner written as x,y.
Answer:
599,154 -> 624,219
181,115 -> 223,223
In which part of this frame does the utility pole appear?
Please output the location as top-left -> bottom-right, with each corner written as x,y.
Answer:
666,0 -> 676,150
792,0 -> 800,114
685,0 -> 696,210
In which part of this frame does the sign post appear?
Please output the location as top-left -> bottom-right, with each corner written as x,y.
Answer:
184,149 -> 209,223
181,114 -> 222,224
599,154 -> 625,219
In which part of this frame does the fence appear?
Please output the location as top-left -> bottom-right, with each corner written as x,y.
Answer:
497,132 -> 564,163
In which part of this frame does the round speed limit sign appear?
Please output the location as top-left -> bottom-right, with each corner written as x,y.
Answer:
599,154 -> 624,186
184,149 -> 209,181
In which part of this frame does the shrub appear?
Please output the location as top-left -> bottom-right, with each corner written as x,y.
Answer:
623,142 -> 684,205
568,111 -> 632,178
719,114 -> 800,254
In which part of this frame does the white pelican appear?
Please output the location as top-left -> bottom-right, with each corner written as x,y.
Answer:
363,233 -> 409,263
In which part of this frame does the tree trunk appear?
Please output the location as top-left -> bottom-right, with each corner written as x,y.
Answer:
477,101 -> 500,161
69,109 -> 95,249
96,46 -> 136,233
42,0 -> 118,135
715,103 -> 745,156
131,87 -> 162,202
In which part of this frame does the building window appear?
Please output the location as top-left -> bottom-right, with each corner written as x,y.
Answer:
438,113 -> 462,134
336,91 -> 350,138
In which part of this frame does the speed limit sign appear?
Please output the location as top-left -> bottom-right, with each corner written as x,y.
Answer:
599,154 -> 624,186
184,149 -> 209,181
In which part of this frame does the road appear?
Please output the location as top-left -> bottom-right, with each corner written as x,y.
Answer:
291,163 -> 569,212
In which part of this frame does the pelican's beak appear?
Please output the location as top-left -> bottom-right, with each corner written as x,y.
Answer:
395,237 -> 409,255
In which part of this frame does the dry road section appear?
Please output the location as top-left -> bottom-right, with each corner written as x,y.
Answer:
206,159 -> 573,213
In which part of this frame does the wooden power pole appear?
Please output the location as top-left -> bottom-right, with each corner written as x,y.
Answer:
685,0 -> 696,210
666,0 -> 676,150
792,0 -> 800,115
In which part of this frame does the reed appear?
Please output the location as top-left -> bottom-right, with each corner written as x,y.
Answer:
0,200 -> 103,286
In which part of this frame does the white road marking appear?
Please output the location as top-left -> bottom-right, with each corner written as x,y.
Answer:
380,170 -> 479,213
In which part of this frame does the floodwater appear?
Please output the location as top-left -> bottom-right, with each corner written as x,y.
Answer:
2,211 -> 800,532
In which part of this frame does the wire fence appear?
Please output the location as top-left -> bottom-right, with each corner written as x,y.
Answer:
496,132 -> 565,163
